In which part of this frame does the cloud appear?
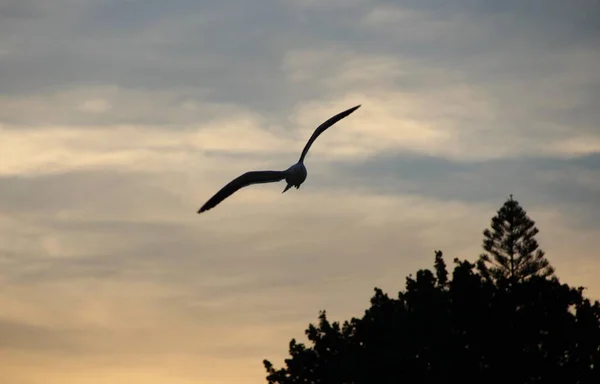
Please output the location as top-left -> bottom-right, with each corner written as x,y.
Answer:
321,151 -> 600,232
0,162 -> 515,383
1,0 -> 600,383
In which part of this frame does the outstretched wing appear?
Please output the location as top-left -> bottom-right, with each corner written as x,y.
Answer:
198,170 -> 286,213
298,104 -> 361,163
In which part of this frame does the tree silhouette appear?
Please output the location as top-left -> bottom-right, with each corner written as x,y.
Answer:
433,249 -> 448,288
476,195 -> 555,283
263,255 -> 600,383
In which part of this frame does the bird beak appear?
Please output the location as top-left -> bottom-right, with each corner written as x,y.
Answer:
282,184 -> 293,193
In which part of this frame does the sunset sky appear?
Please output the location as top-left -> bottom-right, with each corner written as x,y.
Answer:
1,0 -> 599,383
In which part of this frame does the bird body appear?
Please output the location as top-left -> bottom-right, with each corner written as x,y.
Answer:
198,104 -> 360,213
282,161 -> 308,194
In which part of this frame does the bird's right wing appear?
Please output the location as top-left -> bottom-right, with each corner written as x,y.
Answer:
298,104 -> 361,163
198,170 -> 286,213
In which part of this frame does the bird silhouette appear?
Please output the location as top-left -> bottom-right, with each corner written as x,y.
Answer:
197,104 -> 361,214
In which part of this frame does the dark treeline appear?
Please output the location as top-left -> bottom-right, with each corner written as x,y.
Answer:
263,196 -> 600,384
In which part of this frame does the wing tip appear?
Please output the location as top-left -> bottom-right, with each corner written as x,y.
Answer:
346,104 -> 361,115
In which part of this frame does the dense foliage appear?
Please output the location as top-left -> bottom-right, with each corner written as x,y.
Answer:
263,197 -> 600,384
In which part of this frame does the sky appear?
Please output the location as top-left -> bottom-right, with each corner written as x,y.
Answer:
1,0 -> 599,382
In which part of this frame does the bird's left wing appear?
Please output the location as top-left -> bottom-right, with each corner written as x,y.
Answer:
298,104 -> 361,163
198,170 -> 286,213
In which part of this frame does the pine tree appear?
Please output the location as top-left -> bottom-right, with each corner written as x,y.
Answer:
476,195 -> 555,283
434,250 -> 448,288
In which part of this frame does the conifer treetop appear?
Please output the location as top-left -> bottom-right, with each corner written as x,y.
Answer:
477,195 -> 555,283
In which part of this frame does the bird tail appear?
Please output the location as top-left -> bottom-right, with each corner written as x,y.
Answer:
282,183 -> 293,193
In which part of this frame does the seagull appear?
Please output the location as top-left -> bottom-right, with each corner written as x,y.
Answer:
197,104 -> 361,214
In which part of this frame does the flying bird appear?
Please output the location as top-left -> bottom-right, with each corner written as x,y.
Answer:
197,104 -> 361,214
